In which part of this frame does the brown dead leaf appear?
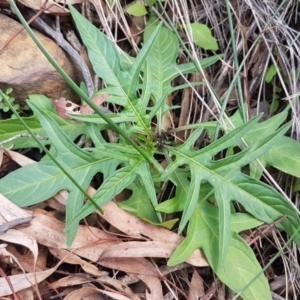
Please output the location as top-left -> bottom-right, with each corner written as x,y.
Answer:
0,148 -> 3,166
0,229 -> 38,271
188,270 -> 205,300
100,240 -> 187,260
139,274 -> 163,300
0,243 -> 27,274
4,149 -> 34,166
17,288 -> 34,300
162,95 -> 174,131
55,278 -> 138,300
90,196 -> 207,267
0,193 -> 32,223
17,208 -> 119,262
79,104 -> 95,115
92,93 -> 109,107
64,286 -> 105,300
177,87 -> 192,143
99,290 -> 134,300
55,97 -> 81,120
0,193 -> 38,274
51,275 -> 93,289
98,257 -> 159,277
49,247 -> 105,276
6,244 -> 47,273
54,94 -> 109,117
0,264 -> 59,297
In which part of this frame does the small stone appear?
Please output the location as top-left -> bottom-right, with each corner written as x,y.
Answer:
0,13 -> 77,105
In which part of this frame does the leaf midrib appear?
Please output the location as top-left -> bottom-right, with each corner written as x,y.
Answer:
169,148 -> 283,219
6,157 -> 112,197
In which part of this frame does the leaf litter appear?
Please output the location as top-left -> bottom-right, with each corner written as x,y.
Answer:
0,150 -> 207,298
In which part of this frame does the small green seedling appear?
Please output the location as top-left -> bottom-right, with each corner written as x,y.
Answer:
0,87 -> 30,118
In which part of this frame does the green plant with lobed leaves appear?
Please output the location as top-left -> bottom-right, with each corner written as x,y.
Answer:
1,5 -> 300,300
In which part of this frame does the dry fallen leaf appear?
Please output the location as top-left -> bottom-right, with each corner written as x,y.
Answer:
100,240 -> 187,260
0,265 -> 59,297
17,287 -> 34,300
64,287 -> 105,300
0,148 -> 3,166
98,290 -> 133,300
6,243 -> 47,273
139,274 -> 162,300
0,193 -> 32,224
51,275 -> 93,289
91,93 -> 109,107
4,148 -> 34,166
188,270 -> 205,300
48,247 -> 105,276
0,192 -> 38,279
54,97 -> 81,120
54,93 -> 109,118
90,195 -> 208,267
0,230 -> 38,271
17,208 -> 119,262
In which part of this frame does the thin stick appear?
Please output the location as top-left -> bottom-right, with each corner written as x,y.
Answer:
0,133 -> 48,146
0,216 -> 33,234
247,216 -> 286,246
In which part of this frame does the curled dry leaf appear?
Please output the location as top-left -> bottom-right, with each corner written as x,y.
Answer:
54,97 -> 81,120
52,274 -> 136,298
18,0 -> 108,16
79,93 -> 109,114
98,257 -> 163,299
138,274 -> 162,300
48,247 -> 105,277
87,189 -> 207,267
0,230 -> 38,271
54,94 -> 109,119
0,243 -> 27,273
6,244 -> 47,273
162,94 -> 174,131
0,193 -> 38,274
79,104 -> 95,115
0,265 -> 59,297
